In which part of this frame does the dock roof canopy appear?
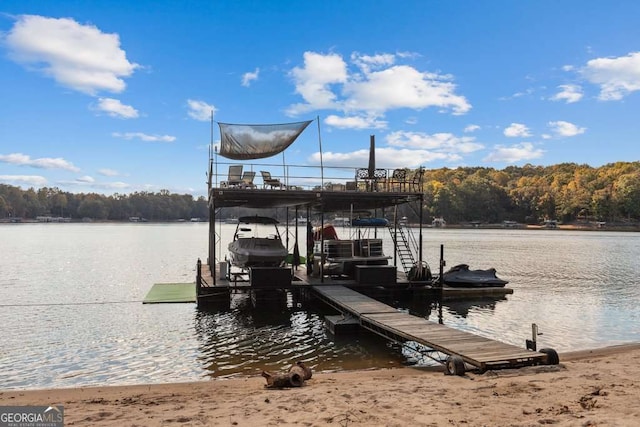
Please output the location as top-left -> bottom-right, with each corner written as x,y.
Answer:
218,121 -> 312,160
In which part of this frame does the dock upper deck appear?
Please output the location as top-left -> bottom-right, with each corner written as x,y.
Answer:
209,160 -> 426,211
209,186 -> 422,211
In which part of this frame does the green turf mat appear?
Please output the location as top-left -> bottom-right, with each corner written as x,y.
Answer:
143,283 -> 196,304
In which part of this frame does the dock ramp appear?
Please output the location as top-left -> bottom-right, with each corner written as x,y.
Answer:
311,285 -> 551,374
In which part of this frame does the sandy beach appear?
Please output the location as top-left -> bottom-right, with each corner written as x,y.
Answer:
2,344 -> 639,426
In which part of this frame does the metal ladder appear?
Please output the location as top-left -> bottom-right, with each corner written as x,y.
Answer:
387,222 -> 418,276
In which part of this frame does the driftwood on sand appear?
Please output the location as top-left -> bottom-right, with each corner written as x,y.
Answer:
262,362 -> 312,388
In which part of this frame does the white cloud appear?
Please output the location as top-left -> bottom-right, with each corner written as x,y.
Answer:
464,124 -> 480,133
100,181 -> 130,190
343,65 -> 471,115
0,153 -> 80,172
98,168 -> 120,177
325,115 -> 387,129
4,15 -> 138,95
500,88 -> 535,101
503,123 -> 532,138
550,84 -> 583,103
0,175 -> 48,186
548,120 -> 586,137
94,98 -> 139,118
56,177 -> 130,190
187,99 -> 216,121
242,68 -> 259,87
309,147 -> 456,169
287,52 -> 348,114
386,131 -> 484,154
484,143 -> 545,163
79,175 -> 95,183
581,51 -> 640,100
350,52 -> 395,73
112,132 -> 176,142
287,51 -> 470,121
307,130 -> 484,169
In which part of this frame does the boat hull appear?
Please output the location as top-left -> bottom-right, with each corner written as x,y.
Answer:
228,238 -> 288,268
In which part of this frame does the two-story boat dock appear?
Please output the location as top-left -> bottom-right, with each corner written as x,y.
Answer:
194,123 -> 557,374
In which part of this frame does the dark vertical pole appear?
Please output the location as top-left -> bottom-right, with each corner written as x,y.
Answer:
210,198 -> 216,286
374,208 -> 378,239
285,207 -> 290,252
196,258 -> 202,300
294,206 -> 299,270
439,244 -> 445,288
306,206 -> 313,274
419,194 -> 424,266
368,135 -> 375,192
317,116 -> 324,188
320,209 -> 324,283
393,205 -> 398,269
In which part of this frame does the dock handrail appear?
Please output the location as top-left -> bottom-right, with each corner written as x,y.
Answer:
212,161 -> 422,193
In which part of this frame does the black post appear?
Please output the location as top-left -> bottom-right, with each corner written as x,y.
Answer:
210,198 -> 216,286
196,258 -> 202,298
419,194 -> 423,266
306,206 -> 313,274
439,244 -> 445,288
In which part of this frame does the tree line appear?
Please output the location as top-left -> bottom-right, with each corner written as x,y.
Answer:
0,186 -> 209,221
1,161 -> 639,224
417,161 -> 640,224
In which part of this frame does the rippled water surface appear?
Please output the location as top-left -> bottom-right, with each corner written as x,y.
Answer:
1,223 -> 638,390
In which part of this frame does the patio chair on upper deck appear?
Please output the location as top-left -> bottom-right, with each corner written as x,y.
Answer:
390,169 -> 408,192
225,164 -> 244,188
410,167 -> 425,192
260,171 -> 284,189
240,171 -> 256,189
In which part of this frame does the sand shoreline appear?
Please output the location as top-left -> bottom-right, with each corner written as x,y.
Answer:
2,343 -> 639,426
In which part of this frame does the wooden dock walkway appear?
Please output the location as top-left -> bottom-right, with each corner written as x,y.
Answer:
311,285 -> 549,374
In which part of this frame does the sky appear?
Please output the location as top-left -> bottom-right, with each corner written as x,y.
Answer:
1,1 -> 640,197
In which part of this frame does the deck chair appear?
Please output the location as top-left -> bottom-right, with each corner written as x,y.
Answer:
226,165 -> 243,187
410,167 -> 425,192
240,171 -> 256,189
260,171 -> 284,189
391,169 -> 407,192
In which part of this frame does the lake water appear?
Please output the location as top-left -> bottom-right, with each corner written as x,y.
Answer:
0,223 -> 638,390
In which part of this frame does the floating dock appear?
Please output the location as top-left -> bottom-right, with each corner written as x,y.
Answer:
311,285 -> 549,374
190,147 -> 547,374
195,260 -> 514,300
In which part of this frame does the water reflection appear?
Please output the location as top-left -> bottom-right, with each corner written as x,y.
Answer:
193,290 -> 411,378
441,297 -> 507,318
191,287 -> 516,378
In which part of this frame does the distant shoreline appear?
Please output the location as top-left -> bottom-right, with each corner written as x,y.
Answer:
2,218 -> 639,231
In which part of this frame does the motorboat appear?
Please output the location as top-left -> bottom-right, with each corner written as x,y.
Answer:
442,264 -> 508,288
228,216 -> 288,268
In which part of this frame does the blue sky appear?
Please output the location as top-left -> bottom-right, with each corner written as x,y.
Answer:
1,1 -> 640,197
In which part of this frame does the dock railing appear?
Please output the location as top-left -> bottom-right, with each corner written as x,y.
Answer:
212,161 -> 417,193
